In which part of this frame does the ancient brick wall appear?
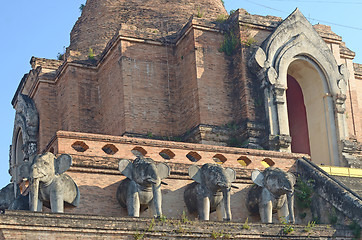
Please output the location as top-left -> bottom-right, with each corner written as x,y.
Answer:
351,63 -> 362,142
15,8 -> 362,164
97,43 -> 126,136
120,40 -> 173,136
173,27 -> 200,135
194,28 -> 233,126
32,82 -> 58,152
68,0 -> 227,59
0,211 -> 354,240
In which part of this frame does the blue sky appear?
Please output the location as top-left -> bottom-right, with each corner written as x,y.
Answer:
0,0 -> 361,188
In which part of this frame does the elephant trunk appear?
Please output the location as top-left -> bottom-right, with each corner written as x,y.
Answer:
222,188 -> 232,221
30,178 -> 39,211
287,192 -> 295,223
152,183 -> 162,217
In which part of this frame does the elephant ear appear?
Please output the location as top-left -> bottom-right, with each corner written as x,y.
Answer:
19,162 -> 31,179
287,172 -> 296,186
55,154 -> 72,175
118,159 -> 133,179
157,163 -> 170,180
225,168 -> 236,182
188,165 -> 202,183
251,170 -> 264,187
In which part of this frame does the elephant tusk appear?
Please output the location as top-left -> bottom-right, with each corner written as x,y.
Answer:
231,185 -> 239,189
161,181 -> 168,185
146,179 -> 157,184
282,187 -> 293,193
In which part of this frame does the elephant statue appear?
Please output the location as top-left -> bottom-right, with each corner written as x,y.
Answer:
116,156 -> 170,217
246,167 -> 296,223
21,152 -> 80,213
0,182 -> 29,211
184,163 -> 237,221
0,183 -> 17,210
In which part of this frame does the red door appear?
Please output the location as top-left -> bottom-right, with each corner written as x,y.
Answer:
286,75 -> 311,155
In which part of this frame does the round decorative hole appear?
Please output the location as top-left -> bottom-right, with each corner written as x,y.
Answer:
102,144 -> 119,155
71,141 -> 89,152
212,154 -> 227,164
237,156 -> 252,166
131,146 -> 147,157
159,149 -> 175,160
261,158 -> 275,168
186,151 -> 201,162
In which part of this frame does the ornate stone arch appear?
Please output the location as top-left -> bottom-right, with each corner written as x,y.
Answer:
249,9 -> 350,166
10,94 -> 39,184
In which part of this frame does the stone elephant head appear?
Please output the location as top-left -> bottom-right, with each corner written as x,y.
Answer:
21,152 -> 80,213
247,167 -> 296,223
184,163 -> 237,221
116,156 -> 170,217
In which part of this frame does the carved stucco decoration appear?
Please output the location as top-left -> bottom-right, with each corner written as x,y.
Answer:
248,8 -> 351,165
10,94 -> 39,184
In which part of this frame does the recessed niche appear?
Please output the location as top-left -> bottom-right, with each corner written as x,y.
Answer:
261,158 -> 275,168
159,149 -> 175,160
212,154 -> 227,164
186,151 -> 201,162
102,144 -> 119,155
71,141 -> 89,152
131,146 -> 147,157
237,156 -> 252,166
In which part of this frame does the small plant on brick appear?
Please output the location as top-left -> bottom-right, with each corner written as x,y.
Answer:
219,31 -> 239,56
57,53 -> 64,61
79,4 -> 85,12
303,221 -> 316,233
158,214 -> 167,223
133,230 -> 144,240
295,177 -> 314,209
176,226 -> 186,234
242,217 -> 251,230
220,0 -> 225,6
349,221 -> 361,240
229,9 -> 236,15
181,210 -> 189,224
216,14 -> 228,23
242,36 -> 256,47
88,48 -> 95,60
328,207 -> 338,225
211,230 -> 231,239
145,218 -> 155,232
281,217 -> 294,235
196,7 -> 204,18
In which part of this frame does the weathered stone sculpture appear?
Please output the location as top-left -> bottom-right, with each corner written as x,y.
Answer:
116,157 -> 170,217
21,152 -> 80,213
0,182 -> 29,211
246,167 -> 296,223
184,163 -> 237,221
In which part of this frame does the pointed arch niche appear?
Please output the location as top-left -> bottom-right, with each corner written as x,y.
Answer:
250,9 -> 350,166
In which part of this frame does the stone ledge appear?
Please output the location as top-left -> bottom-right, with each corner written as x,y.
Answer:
54,130 -> 307,160
0,210 -> 354,239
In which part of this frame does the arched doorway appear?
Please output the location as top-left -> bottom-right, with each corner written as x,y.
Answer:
15,130 -> 24,166
286,75 -> 310,155
287,58 -> 339,165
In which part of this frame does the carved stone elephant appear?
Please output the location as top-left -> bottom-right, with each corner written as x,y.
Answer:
116,157 -> 170,217
184,163 -> 237,221
0,182 -> 29,211
246,167 -> 296,223
0,183 -> 17,210
21,152 -> 80,213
